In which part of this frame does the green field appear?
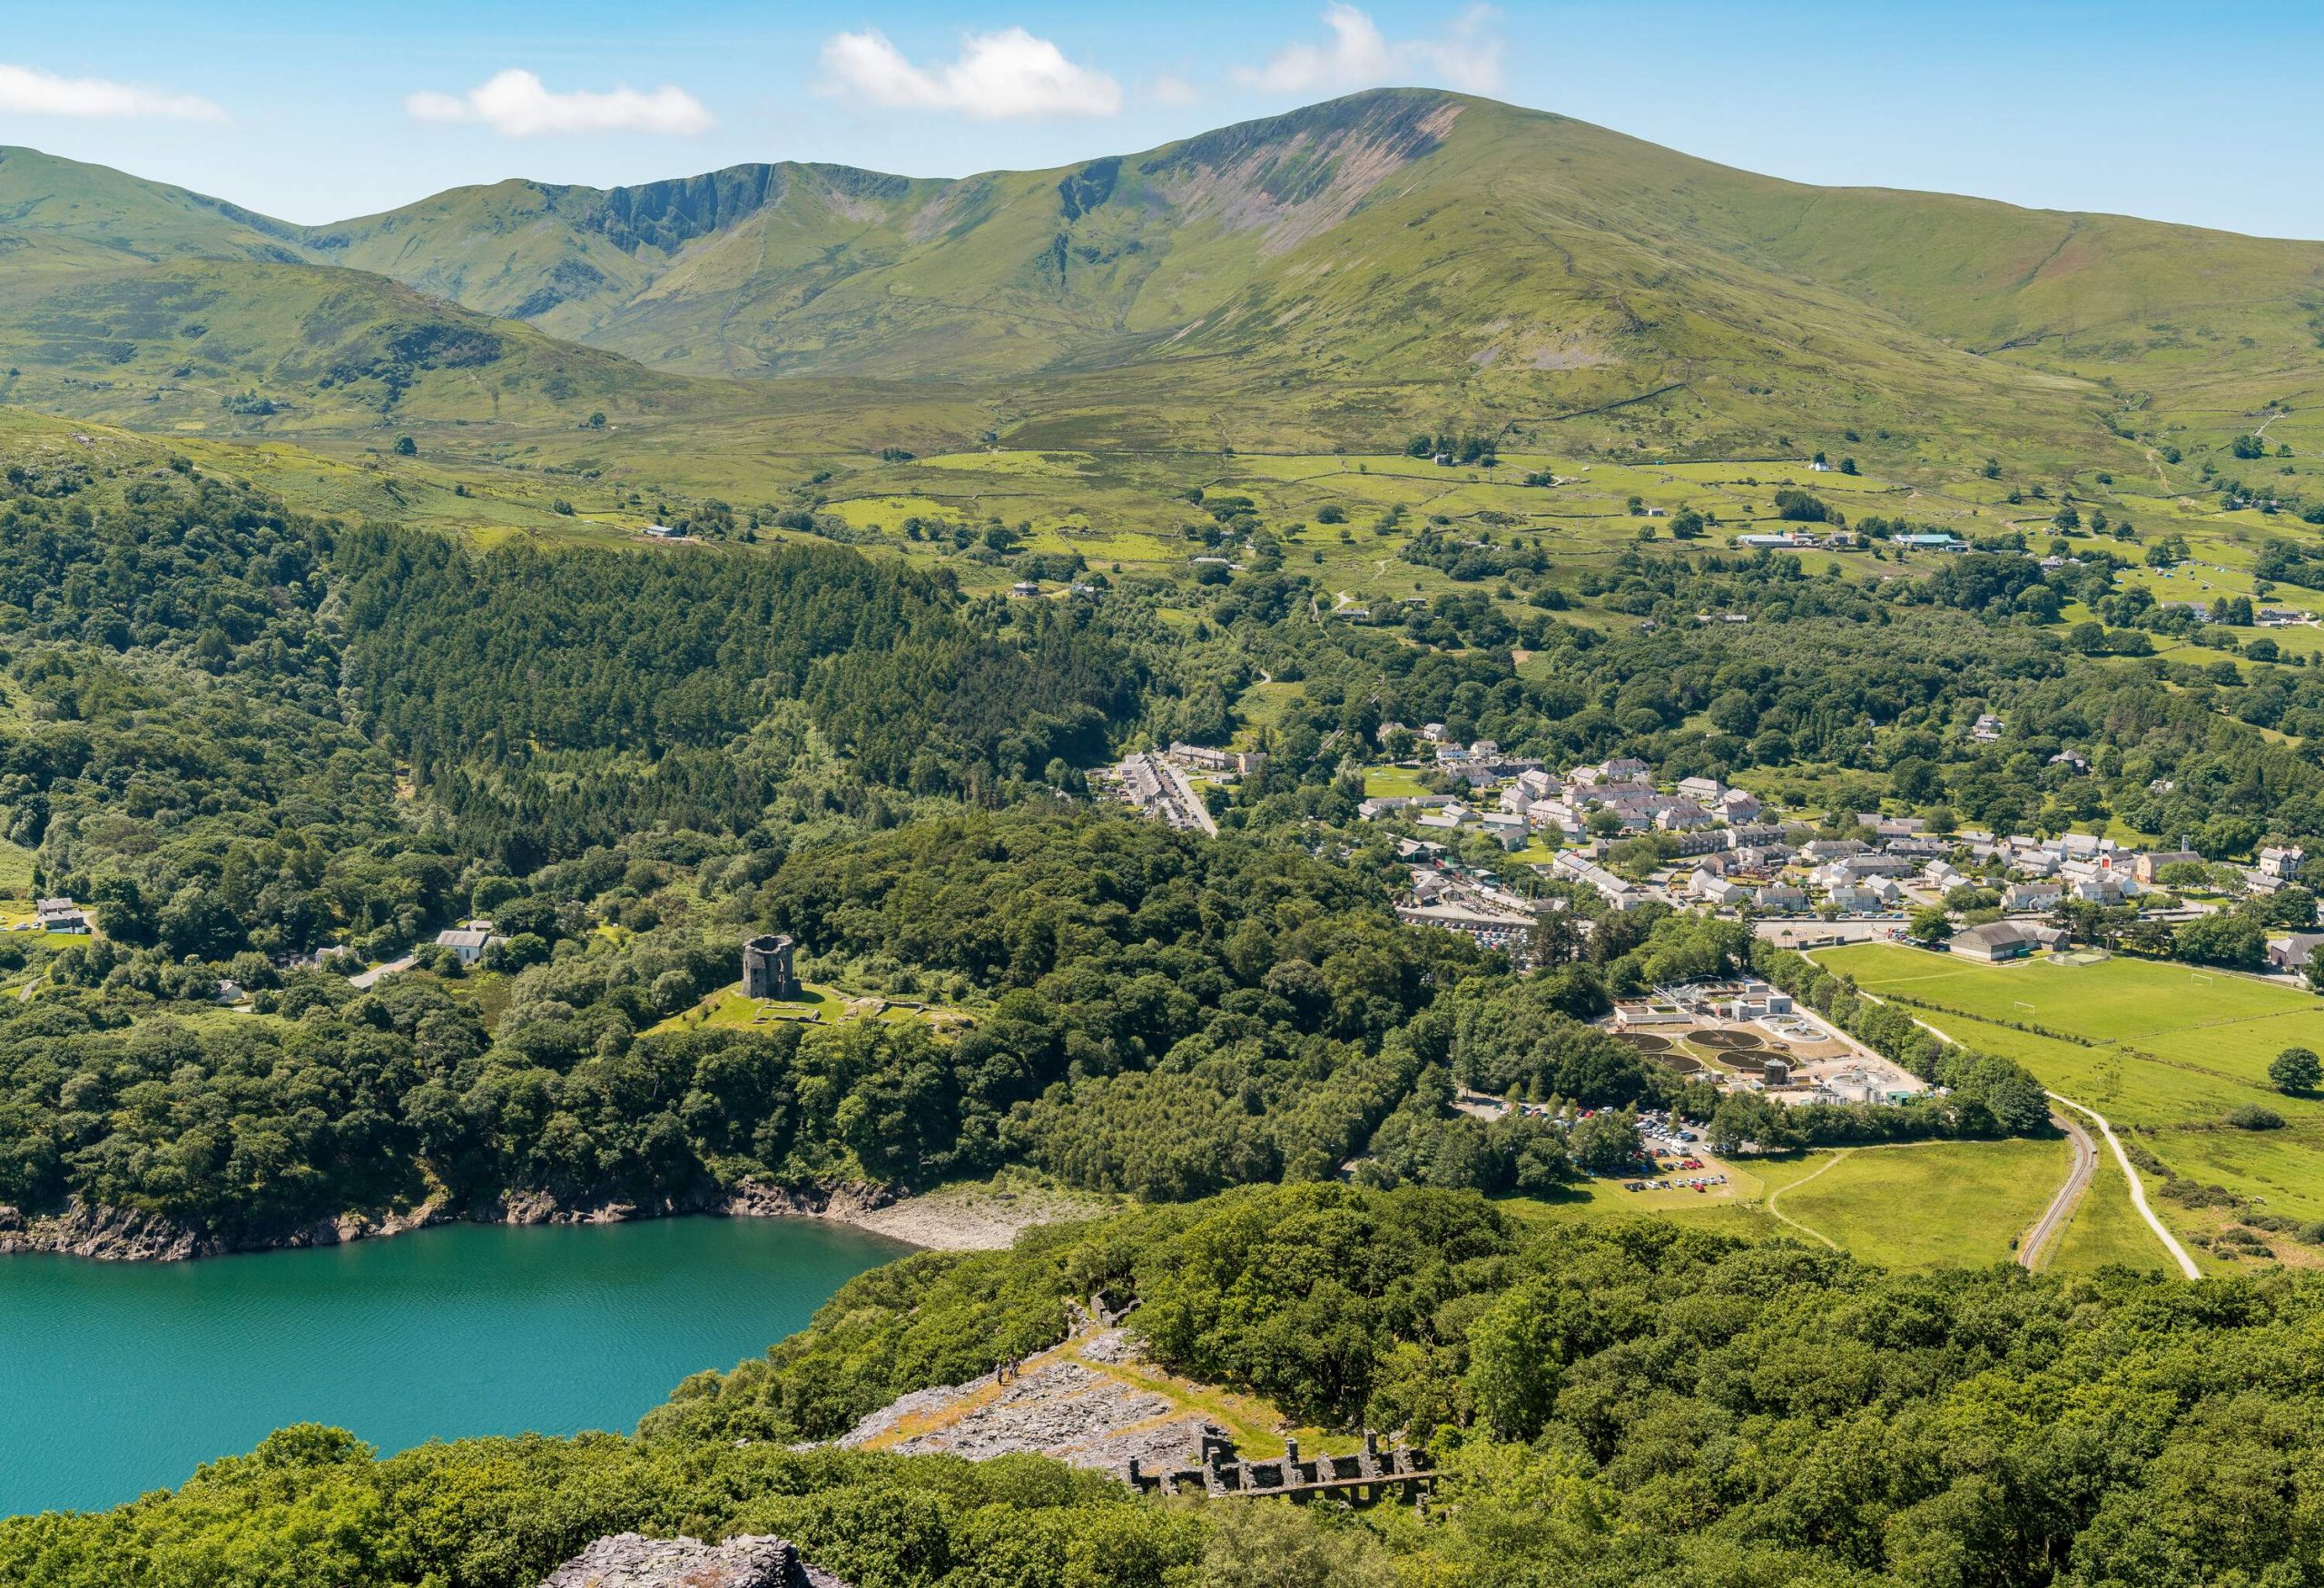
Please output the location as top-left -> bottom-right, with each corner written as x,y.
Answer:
1500,1157 -> 1785,1244
1766,1139 -> 2073,1269
1820,942 -> 2324,1239
1822,943 -> 2324,1116
1362,764 -> 1434,799
657,983 -> 932,1035
1509,1139 -> 2093,1272
2043,1146 -> 2174,1274
1820,945 -> 2324,1046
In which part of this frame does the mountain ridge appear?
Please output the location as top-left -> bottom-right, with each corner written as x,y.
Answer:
3,88 -> 2319,452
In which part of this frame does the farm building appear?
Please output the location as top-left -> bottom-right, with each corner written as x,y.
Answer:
2267,932 -> 2324,973
1950,921 -> 2040,963
434,921 -> 507,966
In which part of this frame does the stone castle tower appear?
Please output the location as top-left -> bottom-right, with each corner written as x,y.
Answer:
742,933 -> 801,1001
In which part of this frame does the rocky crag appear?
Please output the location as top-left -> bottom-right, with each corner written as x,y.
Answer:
839,1326 -> 1224,1475
0,1180 -> 900,1262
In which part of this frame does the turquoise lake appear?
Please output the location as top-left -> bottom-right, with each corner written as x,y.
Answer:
0,1215 -> 908,1517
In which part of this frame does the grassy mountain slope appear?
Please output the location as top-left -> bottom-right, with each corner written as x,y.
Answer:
273,91 -> 2324,453
0,145 -> 303,267
0,255 -> 688,432
5,91 -> 2322,458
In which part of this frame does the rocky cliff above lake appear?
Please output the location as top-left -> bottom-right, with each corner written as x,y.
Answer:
839,1325 -> 1222,1475
0,1179 -> 904,1262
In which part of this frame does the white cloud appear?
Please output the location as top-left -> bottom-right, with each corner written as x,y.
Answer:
817,27 -> 1123,119
1147,74 -> 1202,108
404,68 -> 712,137
0,63 -> 226,123
1235,4 -> 1502,96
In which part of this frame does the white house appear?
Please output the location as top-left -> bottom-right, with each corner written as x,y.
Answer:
2003,881 -> 2063,912
434,921 -> 507,966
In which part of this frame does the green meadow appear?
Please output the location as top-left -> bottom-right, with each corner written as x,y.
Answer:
1764,1139 -> 2073,1271
1820,942 -> 2324,1245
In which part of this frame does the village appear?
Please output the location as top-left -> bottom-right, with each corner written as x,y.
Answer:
1103,722 -> 2324,1132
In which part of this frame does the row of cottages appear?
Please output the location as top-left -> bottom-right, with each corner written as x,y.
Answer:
1521,763 -> 1760,839
2003,881 -> 2063,912
1551,851 -> 1646,912
1685,869 -> 1813,913
1169,743 -> 1268,776
1825,883 -> 1897,915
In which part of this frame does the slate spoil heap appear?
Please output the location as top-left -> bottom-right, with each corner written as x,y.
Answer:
539,1534 -> 848,1588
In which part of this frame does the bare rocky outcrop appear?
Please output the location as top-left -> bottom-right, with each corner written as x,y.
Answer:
840,1327 -> 1222,1474
539,1533 -> 847,1588
0,1198 -> 214,1260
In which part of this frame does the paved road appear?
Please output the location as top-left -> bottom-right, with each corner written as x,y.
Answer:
2018,1109 -> 2097,1269
348,952 -> 416,991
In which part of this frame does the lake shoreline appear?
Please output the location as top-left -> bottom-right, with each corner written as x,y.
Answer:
0,1177 -> 1108,1265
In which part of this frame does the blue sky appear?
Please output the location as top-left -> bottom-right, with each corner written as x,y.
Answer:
3,1 -> 2319,236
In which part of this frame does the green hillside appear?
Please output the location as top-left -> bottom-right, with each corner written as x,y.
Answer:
0,144 -> 303,265
279,91 -> 2324,452
0,255 -> 690,432
5,90 -> 2323,459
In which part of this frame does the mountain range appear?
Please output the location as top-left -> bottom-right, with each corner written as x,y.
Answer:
3,87 -> 2318,454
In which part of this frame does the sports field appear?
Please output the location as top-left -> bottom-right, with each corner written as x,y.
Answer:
1817,943 -> 2324,1093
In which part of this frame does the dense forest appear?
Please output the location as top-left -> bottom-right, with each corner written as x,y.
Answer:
0,449 -> 2090,1244
0,797 -> 2060,1239
9,1185 -> 2322,1588
337,531 -> 1138,866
